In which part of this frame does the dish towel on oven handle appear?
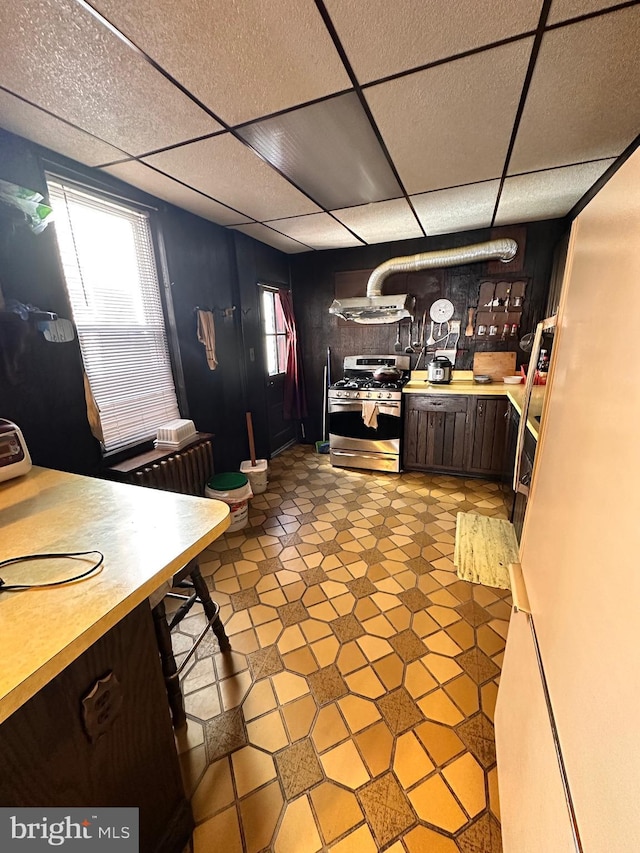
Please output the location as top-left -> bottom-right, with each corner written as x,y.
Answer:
362,400 -> 379,429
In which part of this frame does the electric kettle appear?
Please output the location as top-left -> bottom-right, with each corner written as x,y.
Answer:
427,355 -> 453,384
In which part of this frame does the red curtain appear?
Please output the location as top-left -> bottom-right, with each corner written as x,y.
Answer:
279,289 -> 308,420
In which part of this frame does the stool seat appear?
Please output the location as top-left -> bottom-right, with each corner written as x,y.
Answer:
151,559 -> 230,728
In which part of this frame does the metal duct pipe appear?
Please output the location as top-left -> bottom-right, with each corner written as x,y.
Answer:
366,238 -> 518,298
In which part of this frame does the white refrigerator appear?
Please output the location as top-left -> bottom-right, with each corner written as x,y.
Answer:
495,145 -> 640,852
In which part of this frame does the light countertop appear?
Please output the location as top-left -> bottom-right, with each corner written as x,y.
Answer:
403,370 -> 546,440
0,467 -> 230,724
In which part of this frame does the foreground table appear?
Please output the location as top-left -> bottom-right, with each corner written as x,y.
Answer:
0,467 -> 230,852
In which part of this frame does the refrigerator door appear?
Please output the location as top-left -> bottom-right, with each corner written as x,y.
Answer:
495,610 -> 577,853
514,147 -> 640,850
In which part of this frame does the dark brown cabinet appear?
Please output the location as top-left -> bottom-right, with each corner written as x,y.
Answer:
467,396 -> 509,476
404,395 -> 469,473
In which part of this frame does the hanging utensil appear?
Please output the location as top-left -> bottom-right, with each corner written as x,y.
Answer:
426,321 -> 436,346
394,322 -> 402,352
465,308 -> 475,337
412,317 -> 421,348
404,320 -> 415,354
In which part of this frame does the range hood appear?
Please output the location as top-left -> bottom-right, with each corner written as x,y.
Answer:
329,238 -> 518,324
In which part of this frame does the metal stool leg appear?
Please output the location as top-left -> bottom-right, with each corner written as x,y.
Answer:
190,565 -> 231,652
152,598 -> 186,729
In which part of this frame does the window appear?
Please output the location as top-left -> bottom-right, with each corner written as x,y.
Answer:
47,176 -> 181,454
261,287 -> 287,376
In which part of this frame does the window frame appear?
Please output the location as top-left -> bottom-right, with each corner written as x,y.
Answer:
45,170 -> 188,462
259,284 -> 289,378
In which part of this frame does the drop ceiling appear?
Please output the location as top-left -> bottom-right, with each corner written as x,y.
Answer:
0,0 -> 638,253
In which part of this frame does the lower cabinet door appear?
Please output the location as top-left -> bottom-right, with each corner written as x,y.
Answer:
467,397 -> 509,475
495,610 -> 578,853
403,396 -> 468,472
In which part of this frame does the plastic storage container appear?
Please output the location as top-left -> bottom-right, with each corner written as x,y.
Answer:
154,418 -> 197,449
240,459 -> 268,494
205,472 -> 253,532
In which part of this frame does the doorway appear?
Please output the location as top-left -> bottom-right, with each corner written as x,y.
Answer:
259,285 -> 297,455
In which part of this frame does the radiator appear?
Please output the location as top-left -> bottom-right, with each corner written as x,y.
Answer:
132,440 -> 214,496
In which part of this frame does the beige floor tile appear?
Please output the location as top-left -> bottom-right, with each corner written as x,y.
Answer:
429,588 -> 461,608
246,709 -> 289,752
336,640 -> 367,676
481,680 -> 499,722
320,739 -> 370,789
409,774 -> 467,833
443,752 -> 486,818
445,619 -> 476,650
283,646 -> 319,675
300,618 -> 333,642
354,721 -> 394,777
354,598 -> 380,621
219,669 -> 252,711
373,653 -> 404,690
231,745 -> 277,798
421,653 -> 463,684
277,625 -> 306,654
488,766 -> 501,821
184,686 -> 221,721
243,679 -> 277,722
230,627 -> 260,654
362,614 -> 395,638
386,605 -> 412,632
271,672 -> 309,705
274,795 -> 323,853
425,630 -> 463,657
311,636 -> 340,667
239,780 -> 283,853
329,823 -> 377,852
444,674 -> 480,718
310,782 -> 364,845
191,756 -> 234,823
356,634 -> 393,662
477,623 -> 506,656
345,666 -> 386,699
404,659 -> 438,700
427,605 -> 460,627
193,805 -> 242,853
282,694 -> 317,742
175,718 -> 204,755
225,610 -> 252,635
338,695 -> 382,733
393,731 -> 435,789
412,611 -> 441,638
414,720 -> 465,765
418,689 -> 465,726
311,703 -> 349,752
182,658 -> 216,695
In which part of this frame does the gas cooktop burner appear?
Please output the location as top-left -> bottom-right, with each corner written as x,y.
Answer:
332,378 -> 402,390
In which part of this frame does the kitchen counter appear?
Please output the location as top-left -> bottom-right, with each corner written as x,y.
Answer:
403,370 -> 546,440
0,466 -> 230,724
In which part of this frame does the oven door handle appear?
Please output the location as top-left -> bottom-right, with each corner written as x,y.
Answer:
329,401 -> 401,409
331,449 -> 396,460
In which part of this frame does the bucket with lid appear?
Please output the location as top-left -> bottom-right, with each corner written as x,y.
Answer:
240,458 -> 268,494
205,472 -> 253,532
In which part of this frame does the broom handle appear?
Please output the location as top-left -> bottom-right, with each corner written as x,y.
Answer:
322,365 -> 327,441
246,412 -> 257,466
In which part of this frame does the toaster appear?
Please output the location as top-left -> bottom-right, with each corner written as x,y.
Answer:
0,419 -> 32,482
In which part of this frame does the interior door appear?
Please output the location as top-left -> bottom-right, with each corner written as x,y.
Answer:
260,285 -> 296,455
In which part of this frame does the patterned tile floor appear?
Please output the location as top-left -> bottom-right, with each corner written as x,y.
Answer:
172,445 -> 512,853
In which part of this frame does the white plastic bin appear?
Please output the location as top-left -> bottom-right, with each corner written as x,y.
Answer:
240,459 -> 268,494
205,472 -> 253,532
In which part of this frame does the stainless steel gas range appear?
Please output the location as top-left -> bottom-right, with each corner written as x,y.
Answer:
328,354 -> 410,473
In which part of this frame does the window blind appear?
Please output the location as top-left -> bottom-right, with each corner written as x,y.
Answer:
47,177 -> 181,454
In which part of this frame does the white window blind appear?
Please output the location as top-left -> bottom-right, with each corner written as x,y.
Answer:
47,176 -> 181,454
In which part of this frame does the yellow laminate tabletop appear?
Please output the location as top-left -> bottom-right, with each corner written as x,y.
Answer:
0,466 -> 230,724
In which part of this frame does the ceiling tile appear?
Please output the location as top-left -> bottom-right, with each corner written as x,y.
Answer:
143,135 -> 322,222
332,198 -> 422,243
365,39 -> 533,194
232,223 -> 310,254
0,89 -> 127,167
411,181 -> 501,235
237,93 -> 401,210
495,160 -> 615,224
509,7 -> 640,174
547,0 -> 623,25
0,0 -> 219,156
265,213 -> 364,250
325,0 -> 542,83
90,0 -> 351,126
101,161 -> 250,226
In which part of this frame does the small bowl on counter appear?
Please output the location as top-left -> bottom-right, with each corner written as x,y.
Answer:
503,376 -> 523,385
473,374 -> 492,385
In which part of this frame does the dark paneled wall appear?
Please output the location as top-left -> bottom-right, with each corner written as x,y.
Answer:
290,220 -> 568,443
0,128 -> 285,475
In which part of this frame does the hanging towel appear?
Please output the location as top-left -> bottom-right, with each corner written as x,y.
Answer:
362,400 -> 379,429
196,309 -> 218,370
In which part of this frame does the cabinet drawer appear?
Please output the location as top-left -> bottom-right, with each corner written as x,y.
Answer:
405,395 -> 468,413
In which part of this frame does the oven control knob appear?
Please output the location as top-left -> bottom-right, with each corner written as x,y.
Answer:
355,391 -> 360,398
386,392 -> 392,399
